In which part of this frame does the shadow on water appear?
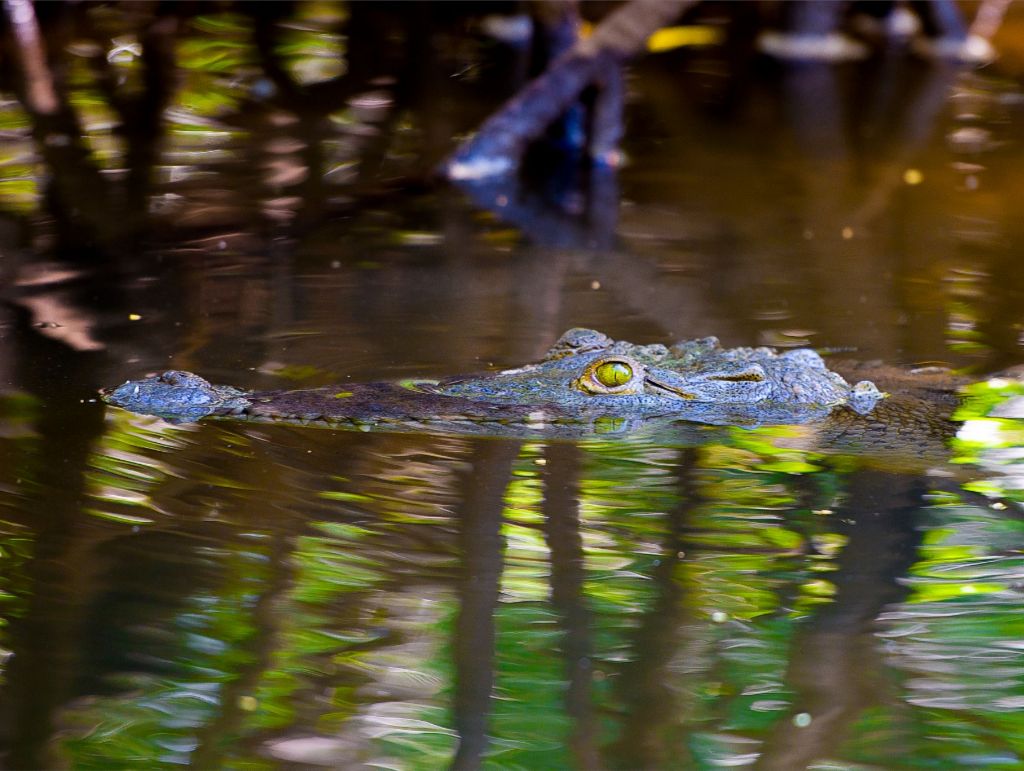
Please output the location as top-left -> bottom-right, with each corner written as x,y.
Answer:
0,3 -> 1023,768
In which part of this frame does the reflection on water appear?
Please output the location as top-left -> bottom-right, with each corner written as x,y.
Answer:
0,403 -> 1021,768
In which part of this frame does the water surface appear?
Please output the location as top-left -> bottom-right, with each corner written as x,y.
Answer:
1,11 -> 1024,768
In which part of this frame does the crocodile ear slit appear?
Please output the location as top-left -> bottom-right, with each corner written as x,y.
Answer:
710,372 -> 766,382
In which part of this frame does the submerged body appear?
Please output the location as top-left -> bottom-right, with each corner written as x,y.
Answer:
103,329 -> 885,431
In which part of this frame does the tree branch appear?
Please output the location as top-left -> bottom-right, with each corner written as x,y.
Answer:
443,0 -> 697,178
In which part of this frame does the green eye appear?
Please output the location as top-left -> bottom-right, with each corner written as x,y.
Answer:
594,361 -> 633,388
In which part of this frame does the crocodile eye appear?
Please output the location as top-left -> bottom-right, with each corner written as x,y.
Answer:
594,361 -> 633,388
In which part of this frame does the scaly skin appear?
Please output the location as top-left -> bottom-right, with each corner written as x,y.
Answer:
432,328 -> 883,416
102,329 -> 886,432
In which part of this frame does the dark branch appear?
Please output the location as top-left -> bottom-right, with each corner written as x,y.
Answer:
443,0 -> 697,178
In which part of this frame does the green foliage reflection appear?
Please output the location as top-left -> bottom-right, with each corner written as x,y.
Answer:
1,394 -> 1023,767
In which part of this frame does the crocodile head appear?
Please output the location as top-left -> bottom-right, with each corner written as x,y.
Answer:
102,330 -> 883,428
430,328 -> 883,418
102,370 -> 250,422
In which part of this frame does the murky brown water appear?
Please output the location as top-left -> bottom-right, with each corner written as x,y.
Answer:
1,7 -> 1023,768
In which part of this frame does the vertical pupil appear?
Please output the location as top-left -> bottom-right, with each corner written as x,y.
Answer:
595,362 -> 632,387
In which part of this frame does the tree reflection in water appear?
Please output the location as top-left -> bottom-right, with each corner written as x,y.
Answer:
2,410 -> 1018,768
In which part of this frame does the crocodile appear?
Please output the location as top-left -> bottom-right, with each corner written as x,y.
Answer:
103,328 -> 888,434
